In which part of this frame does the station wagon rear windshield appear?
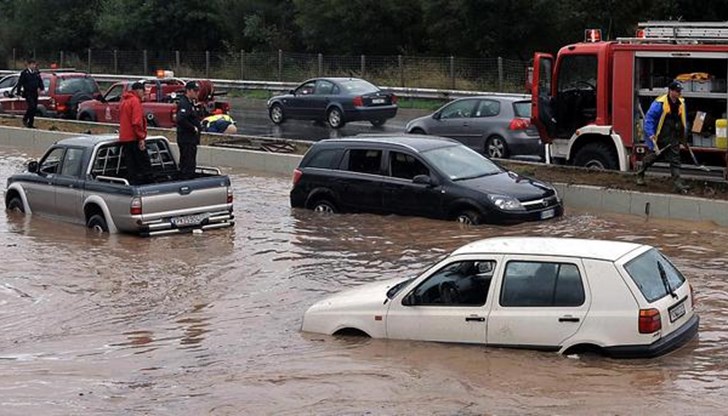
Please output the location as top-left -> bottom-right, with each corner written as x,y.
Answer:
624,248 -> 686,302
422,145 -> 502,180
338,79 -> 378,94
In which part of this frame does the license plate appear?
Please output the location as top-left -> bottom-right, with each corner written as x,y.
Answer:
669,301 -> 686,322
171,213 -> 209,227
372,98 -> 385,104
540,208 -> 555,219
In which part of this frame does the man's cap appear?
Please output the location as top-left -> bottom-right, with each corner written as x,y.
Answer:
185,81 -> 199,91
668,81 -> 683,91
130,81 -> 144,91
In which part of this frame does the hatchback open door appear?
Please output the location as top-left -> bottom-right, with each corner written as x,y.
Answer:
530,53 -> 556,143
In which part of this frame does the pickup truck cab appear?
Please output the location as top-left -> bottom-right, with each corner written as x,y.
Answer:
5,135 -> 235,236
77,78 -> 230,128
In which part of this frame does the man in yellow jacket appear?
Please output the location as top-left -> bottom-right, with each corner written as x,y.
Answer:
637,81 -> 689,193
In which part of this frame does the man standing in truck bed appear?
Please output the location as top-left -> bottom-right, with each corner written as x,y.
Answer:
177,81 -> 202,179
119,81 -> 151,184
637,81 -> 690,193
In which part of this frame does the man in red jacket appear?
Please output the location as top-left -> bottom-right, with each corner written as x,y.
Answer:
119,82 -> 151,184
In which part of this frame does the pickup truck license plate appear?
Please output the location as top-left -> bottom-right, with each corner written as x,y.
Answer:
540,208 -> 555,219
669,301 -> 686,322
171,213 -> 209,228
372,98 -> 385,104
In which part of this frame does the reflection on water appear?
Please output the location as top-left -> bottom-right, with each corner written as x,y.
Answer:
0,146 -> 727,415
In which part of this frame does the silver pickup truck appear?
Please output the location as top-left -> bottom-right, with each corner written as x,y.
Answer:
5,135 -> 234,236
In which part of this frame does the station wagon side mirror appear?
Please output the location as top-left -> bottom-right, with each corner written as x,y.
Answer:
432,112 -> 441,120
289,89 -> 295,95
412,174 -> 433,186
27,160 -> 38,173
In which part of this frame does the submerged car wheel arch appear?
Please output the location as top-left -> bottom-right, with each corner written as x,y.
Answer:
305,188 -> 339,210
6,184 -> 31,214
83,196 -> 118,234
447,199 -> 487,221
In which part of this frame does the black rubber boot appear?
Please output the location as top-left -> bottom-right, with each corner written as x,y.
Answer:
671,167 -> 690,193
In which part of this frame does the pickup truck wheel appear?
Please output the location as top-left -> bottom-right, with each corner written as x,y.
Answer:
87,214 -> 109,233
455,209 -> 481,225
269,104 -> 285,124
78,112 -> 94,122
327,107 -> 345,129
311,199 -> 337,214
6,196 -> 24,213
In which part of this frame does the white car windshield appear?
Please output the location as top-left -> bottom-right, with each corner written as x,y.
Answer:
421,145 -> 503,180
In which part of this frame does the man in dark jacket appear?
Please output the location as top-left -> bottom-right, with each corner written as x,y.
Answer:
177,81 -> 202,179
13,59 -> 45,128
119,82 -> 151,184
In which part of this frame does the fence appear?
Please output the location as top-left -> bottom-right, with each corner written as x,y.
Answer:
6,49 -> 529,93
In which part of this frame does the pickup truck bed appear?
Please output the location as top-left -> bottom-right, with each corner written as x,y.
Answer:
5,135 -> 235,236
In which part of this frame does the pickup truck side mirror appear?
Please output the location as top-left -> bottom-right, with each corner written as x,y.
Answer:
412,174 -> 433,186
27,160 -> 38,173
289,89 -> 295,95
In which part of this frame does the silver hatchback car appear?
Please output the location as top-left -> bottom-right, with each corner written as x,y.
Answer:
405,94 -> 543,160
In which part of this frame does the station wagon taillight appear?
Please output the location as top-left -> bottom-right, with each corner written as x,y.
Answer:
57,104 -> 67,113
292,168 -> 303,187
227,187 -> 233,204
391,94 -> 398,104
638,308 -> 662,333
352,96 -> 364,107
130,197 -> 142,215
508,118 -> 531,131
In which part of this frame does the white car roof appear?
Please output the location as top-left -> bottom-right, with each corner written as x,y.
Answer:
452,237 -> 646,262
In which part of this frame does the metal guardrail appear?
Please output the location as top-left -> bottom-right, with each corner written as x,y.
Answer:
0,69 -> 529,101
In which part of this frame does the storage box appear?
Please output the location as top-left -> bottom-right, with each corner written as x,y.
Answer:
692,78 -> 714,93
692,133 -> 715,147
711,79 -> 727,93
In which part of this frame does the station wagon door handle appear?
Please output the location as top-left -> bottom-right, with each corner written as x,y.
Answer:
558,316 -> 580,323
465,316 -> 485,322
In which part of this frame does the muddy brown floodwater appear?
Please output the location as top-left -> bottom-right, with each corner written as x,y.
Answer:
0,146 -> 727,416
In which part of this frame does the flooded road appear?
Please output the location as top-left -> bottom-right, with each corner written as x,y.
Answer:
0,146 -> 727,415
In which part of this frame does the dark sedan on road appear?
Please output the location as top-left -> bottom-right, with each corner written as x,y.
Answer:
290,135 -> 562,225
405,94 -> 543,160
267,77 -> 397,129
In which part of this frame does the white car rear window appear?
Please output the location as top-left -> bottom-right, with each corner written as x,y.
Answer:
624,249 -> 686,302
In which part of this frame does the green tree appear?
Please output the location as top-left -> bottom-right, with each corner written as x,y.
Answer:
292,0 -> 425,54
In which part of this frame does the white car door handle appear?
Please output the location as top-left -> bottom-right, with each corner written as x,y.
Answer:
558,316 -> 580,323
465,316 -> 485,322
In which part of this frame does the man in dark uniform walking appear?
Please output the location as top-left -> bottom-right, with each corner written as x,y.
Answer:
13,59 -> 45,128
637,81 -> 690,193
177,81 -> 202,179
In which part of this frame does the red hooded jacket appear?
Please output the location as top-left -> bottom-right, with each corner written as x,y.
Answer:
119,91 -> 147,142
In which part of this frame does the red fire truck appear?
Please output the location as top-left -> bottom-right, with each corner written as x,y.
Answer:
530,21 -> 728,175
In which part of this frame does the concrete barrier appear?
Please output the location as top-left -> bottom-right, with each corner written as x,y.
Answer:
1,125 -> 727,226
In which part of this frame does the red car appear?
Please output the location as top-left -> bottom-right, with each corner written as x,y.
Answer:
0,70 -> 101,119
77,78 -> 229,128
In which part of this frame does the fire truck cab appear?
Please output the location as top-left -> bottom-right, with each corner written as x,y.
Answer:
531,21 -> 728,173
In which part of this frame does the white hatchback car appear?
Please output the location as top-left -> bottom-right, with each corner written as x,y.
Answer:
302,237 -> 699,358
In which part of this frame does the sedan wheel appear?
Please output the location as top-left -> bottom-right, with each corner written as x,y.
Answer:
270,104 -> 285,124
327,108 -> 344,129
456,210 -> 481,225
486,136 -> 509,159
312,200 -> 336,214
370,119 -> 385,127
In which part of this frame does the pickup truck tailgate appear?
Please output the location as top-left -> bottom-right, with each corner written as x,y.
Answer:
139,176 -> 231,220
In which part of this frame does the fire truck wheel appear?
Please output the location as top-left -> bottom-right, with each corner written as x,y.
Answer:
573,142 -> 618,170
